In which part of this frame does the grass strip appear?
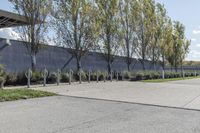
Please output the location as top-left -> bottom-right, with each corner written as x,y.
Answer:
142,76 -> 200,83
0,89 -> 56,102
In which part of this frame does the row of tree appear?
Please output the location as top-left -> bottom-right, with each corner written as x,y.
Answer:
9,0 -> 190,73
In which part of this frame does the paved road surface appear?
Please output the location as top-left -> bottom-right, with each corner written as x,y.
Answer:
0,96 -> 200,133
33,78 -> 200,110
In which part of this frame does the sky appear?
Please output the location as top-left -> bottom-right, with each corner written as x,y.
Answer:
0,0 -> 200,61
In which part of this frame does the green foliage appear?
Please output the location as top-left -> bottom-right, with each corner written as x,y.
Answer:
150,71 -> 160,79
9,0 -> 52,70
143,76 -> 200,83
0,89 -> 56,102
16,72 -> 27,85
74,71 -> 87,82
5,73 -> 18,85
0,65 -> 6,88
47,72 -> 57,83
0,65 -> 5,77
123,71 -> 131,80
136,71 -> 145,80
31,71 -> 42,83
61,73 -> 70,83
1,70 -> 199,86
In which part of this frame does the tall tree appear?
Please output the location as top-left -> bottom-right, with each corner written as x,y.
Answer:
149,3 -> 166,70
9,0 -> 52,71
52,0 -> 99,71
96,0 -> 121,73
160,17 -> 173,70
119,0 -> 140,71
135,0 -> 156,70
167,21 -> 190,71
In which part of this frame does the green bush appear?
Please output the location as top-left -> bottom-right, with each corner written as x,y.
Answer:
143,71 -> 151,80
0,77 -> 5,88
123,71 -> 131,80
16,72 -> 27,85
98,72 -> 104,81
31,70 -> 42,83
90,72 -> 97,81
175,72 -> 181,78
74,71 -> 87,82
151,71 -> 160,79
136,71 -> 144,80
0,65 -> 6,88
47,72 -> 57,83
5,73 -> 18,85
61,73 -> 69,83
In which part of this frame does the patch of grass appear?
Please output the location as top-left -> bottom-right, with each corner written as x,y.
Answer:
0,89 -> 56,102
142,76 -> 200,83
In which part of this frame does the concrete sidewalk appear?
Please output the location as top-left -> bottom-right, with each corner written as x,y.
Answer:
30,78 -> 200,110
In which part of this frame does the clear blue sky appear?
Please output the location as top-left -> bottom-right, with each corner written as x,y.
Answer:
0,0 -> 200,61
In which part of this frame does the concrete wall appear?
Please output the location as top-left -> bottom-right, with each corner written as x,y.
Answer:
0,38 -> 161,73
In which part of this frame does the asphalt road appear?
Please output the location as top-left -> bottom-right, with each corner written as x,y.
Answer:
0,96 -> 200,133
33,79 -> 200,110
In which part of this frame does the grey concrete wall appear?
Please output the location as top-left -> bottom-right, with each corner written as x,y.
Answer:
0,38 -> 161,73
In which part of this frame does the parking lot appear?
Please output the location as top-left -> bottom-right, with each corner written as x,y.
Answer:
2,79 -> 200,133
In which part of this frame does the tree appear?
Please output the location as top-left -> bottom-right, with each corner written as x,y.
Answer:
96,0 -> 121,73
52,0 -> 99,71
119,0 -> 140,71
160,17 -> 173,70
135,0 -> 156,70
179,38 -> 190,72
9,0 -> 52,71
167,21 -> 190,71
149,3 -> 166,70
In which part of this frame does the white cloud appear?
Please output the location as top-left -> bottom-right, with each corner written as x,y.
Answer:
186,50 -> 200,61
0,28 -> 20,40
193,26 -> 200,35
193,30 -> 200,35
191,38 -> 197,41
196,44 -> 200,47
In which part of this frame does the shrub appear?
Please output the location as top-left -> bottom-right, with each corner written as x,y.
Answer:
175,72 -> 181,78
143,71 -> 151,80
184,72 -> 189,77
90,72 -> 97,81
164,72 -> 170,79
123,71 -> 131,80
136,71 -> 144,81
16,72 -> 27,85
191,72 -> 195,77
151,71 -> 160,79
74,71 -> 87,82
31,70 -> 42,83
47,72 -> 57,83
61,73 -> 69,83
0,65 -> 6,88
5,73 -> 18,85
0,77 -> 5,88
97,71 -> 105,81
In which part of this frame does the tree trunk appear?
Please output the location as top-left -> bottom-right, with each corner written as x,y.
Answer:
31,53 -> 36,71
126,37 -> 131,71
142,54 -> 145,71
152,48 -> 156,71
76,57 -> 82,72
108,60 -> 112,74
127,62 -> 131,72
162,53 -> 165,71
